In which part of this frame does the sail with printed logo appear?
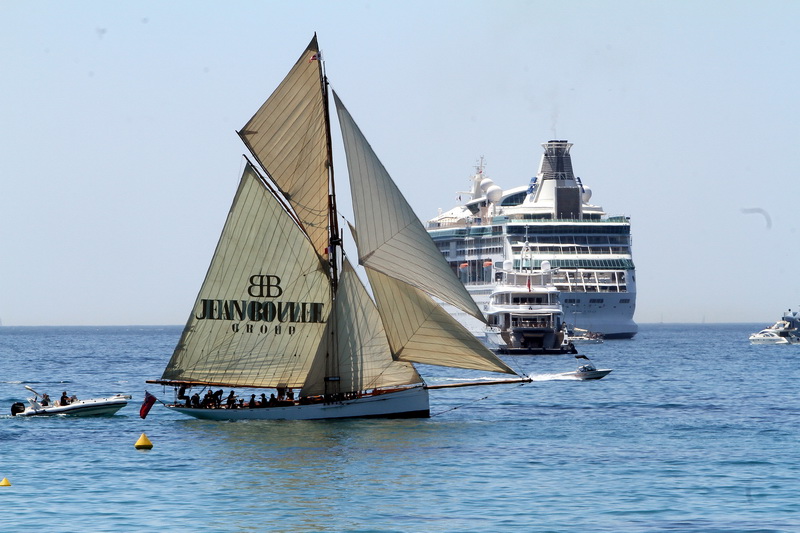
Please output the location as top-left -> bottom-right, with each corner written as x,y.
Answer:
147,35 -> 529,420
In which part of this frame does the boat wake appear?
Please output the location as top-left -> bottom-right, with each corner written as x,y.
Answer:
528,373 -> 581,381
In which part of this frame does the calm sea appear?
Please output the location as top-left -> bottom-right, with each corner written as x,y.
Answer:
1,324 -> 798,532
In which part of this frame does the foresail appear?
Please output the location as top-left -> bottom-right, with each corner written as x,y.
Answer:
161,164 -> 332,388
365,266 -> 517,375
332,91 -> 486,323
238,35 -> 330,256
301,260 -> 422,396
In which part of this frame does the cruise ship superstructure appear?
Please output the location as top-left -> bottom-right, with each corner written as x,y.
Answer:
427,140 -> 637,339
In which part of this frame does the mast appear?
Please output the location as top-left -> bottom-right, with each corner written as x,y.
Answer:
319,47 -> 342,397
321,60 -> 340,293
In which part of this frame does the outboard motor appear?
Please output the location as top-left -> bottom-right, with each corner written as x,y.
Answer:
11,402 -> 25,416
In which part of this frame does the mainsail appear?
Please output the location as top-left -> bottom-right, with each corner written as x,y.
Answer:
161,164 -> 332,388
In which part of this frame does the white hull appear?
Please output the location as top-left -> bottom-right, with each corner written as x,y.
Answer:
569,337 -> 604,345
484,328 -> 571,354
749,320 -> 800,344
557,369 -> 612,380
13,395 -> 130,417
168,387 -> 430,421
749,336 -> 799,345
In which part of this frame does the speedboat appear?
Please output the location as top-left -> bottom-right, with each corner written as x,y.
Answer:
749,320 -> 800,344
10,386 -> 131,417
557,355 -> 612,380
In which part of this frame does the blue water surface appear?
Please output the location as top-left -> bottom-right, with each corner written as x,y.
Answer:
1,324 -> 798,532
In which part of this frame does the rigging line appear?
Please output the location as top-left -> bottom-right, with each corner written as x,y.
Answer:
429,381 -> 529,418
500,355 -> 532,379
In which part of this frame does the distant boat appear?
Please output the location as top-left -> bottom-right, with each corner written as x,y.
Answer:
749,308 -> 800,344
484,253 -> 572,354
566,327 -> 604,345
146,35 -> 530,421
11,386 -> 130,417
749,321 -> 800,344
556,355 -> 613,380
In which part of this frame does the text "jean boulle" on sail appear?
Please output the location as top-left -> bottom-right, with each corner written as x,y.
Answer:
195,274 -> 326,328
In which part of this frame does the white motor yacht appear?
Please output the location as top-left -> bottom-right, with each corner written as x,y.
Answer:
566,327 -> 604,345
749,320 -> 800,344
11,386 -> 131,417
484,256 -> 573,354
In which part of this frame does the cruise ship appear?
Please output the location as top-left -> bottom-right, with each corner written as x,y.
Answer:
426,140 -> 637,339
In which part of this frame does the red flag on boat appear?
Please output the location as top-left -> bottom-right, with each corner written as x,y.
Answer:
140,391 -> 157,419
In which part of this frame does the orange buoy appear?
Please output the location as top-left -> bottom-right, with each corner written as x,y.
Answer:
134,433 -> 153,450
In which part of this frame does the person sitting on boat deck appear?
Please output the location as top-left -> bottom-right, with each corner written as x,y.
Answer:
40,393 -> 50,406
249,394 -> 257,408
201,390 -> 216,408
286,388 -> 294,401
190,392 -> 200,408
177,384 -> 189,405
60,391 -> 71,406
260,393 -> 268,407
268,393 -> 278,407
226,390 -> 236,408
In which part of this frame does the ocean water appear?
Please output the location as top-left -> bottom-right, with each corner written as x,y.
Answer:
1,323 -> 798,532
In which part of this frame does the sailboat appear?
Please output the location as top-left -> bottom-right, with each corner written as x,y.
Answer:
146,35 -> 531,420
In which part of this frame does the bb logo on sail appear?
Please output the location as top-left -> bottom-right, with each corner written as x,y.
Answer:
247,274 -> 283,298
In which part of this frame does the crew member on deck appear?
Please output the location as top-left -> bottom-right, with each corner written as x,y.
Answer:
60,391 -> 70,406
177,385 -> 189,405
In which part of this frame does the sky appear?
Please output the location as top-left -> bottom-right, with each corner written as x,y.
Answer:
1,0 -> 799,326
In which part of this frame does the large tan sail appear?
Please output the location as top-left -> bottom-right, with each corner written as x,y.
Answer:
301,260 -> 422,396
161,164 -> 331,388
332,91 -> 486,323
239,35 -> 330,256
365,266 -> 516,375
